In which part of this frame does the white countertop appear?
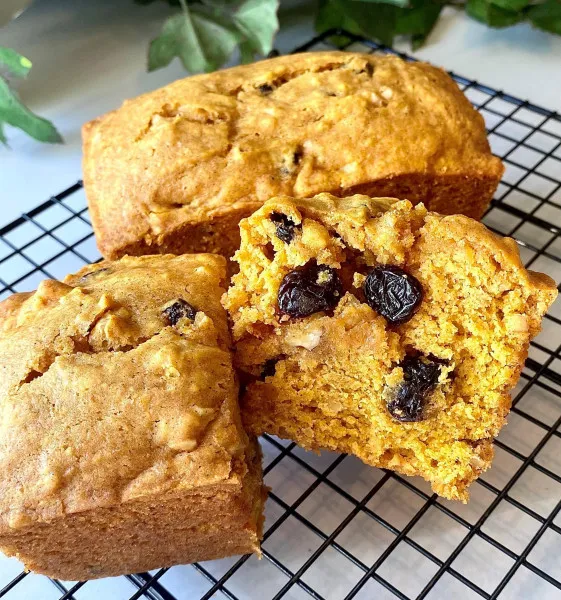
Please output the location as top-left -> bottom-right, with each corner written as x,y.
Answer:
1,0 -> 561,228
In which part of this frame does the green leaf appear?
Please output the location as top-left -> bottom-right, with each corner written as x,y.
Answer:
393,0 -> 443,48
239,39 -> 256,63
316,0 -> 363,42
356,3 -> 400,45
0,47 -> 32,79
233,0 -> 279,56
316,0 -> 399,46
135,0 -> 181,5
487,0 -> 529,12
148,5 -> 238,73
0,77 -> 62,143
466,0 -> 524,26
411,34 -> 425,50
527,0 -> 561,34
353,0 -> 408,8
0,122 -> 6,145
395,2 -> 442,34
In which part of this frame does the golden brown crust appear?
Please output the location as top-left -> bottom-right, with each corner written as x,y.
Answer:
83,52 -> 503,259
224,194 -> 557,501
0,292 -> 33,333
0,437 -> 265,580
0,254 -> 265,578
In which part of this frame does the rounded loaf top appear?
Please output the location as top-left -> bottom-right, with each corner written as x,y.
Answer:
83,51 -> 504,259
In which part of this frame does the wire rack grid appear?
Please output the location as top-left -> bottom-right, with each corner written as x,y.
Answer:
0,30 -> 560,600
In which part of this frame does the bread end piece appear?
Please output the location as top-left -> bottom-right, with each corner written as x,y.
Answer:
0,254 -> 267,578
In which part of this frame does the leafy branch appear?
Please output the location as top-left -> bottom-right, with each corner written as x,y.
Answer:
316,0 -> 561,50
2,0 -> 560,145
146,0 -> 280,73
0,47 -> 62,146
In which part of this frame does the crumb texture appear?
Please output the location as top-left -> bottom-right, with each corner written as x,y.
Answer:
83,51 -> 503,258
224,194 -> 557,501
0,254 -> 265,579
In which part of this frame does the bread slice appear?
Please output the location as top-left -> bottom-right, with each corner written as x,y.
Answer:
83,52 -> 503,259
0,254 -> 266,579
223,194 -> 557,501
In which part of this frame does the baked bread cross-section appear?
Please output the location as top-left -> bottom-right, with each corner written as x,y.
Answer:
0,254 -> 266,580
223,194 -> 557,501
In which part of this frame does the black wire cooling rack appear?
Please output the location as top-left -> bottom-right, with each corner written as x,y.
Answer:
1,30 -> 561,600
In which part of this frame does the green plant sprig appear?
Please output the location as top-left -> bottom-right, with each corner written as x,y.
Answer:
316,0 -> 561,51
0,47 -> 62,146
2,0 -> 560,145
146,0 -> 280,73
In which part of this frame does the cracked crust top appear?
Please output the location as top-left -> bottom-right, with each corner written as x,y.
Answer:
0,254 -> 250,532
83,51 -> 503,259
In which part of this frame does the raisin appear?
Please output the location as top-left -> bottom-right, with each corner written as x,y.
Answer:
387,355 -> 447,422
278,261 -> 342,318
260,358 -> 280,379
163,299 -> 197,325
362,63 -> 374,76
258,84 -> 274,95
293,148 -> 303,165
363,265 -> 423,324
270,212 -> 301,243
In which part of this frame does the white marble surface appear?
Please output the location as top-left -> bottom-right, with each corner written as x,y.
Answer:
1,0 -> 561,228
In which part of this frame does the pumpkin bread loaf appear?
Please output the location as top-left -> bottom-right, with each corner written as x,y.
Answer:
83,52 -> 503,259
